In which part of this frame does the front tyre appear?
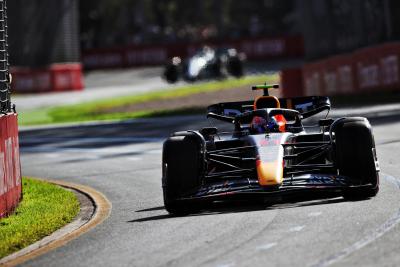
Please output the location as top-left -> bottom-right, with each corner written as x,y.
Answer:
162,133 -> 204,215
333,117 -> 379,200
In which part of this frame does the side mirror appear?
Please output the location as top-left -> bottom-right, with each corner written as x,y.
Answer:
200,127 -> 218,137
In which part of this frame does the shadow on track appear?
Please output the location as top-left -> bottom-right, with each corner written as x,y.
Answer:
136,206 -> 166,212
128,193 -> 346,223
19,116 -> 234,152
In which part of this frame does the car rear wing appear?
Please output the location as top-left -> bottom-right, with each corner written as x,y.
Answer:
207,96 -> 331,119
279,96 -> 331,118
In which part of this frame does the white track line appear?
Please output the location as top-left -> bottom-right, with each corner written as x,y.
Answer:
257,242 -> 277,251
311,174 -> 400,267
289,225 -> 305,232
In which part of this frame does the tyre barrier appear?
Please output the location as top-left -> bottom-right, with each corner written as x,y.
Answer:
0,113 -> 22,218
281,42 -> 400,98
11,63 -> 84,94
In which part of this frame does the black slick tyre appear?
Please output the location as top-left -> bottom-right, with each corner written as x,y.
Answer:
227,56 -> 243,77
163,64 -> 179,83
333,117 -> 379,200
162,134 -> 203,215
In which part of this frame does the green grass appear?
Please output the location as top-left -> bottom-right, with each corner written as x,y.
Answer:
19,74 -> 277,126
0,178 -> 80,259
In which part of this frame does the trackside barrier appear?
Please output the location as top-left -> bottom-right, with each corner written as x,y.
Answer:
11,63 -> 84,93
280,68 -> 303,98
297,42 -> 400,97
82,35 -> 304,70
0,113 -> 22,219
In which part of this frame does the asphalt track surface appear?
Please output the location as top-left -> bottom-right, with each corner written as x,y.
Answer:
18,111 -> 400,267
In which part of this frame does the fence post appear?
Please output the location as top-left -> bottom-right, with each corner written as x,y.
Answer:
0,0 -> 11,113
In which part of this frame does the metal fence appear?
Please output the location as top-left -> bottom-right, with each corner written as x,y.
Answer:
0,0 -> 11,113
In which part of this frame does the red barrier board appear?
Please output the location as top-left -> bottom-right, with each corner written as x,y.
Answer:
11,63 -> 84,94
10,67 -> 52,93
125,47 -> 168,67
0,115 -> 5,217
332,54 -> 356,95
280,68 -> 303,98
300,42 -> 400,97
302,60 -> 325,96
0,113 -> 22,219
353,47 -> 381,91
378,43 -> 400,90
50,63 -> 84,92
82,48 -> 125,69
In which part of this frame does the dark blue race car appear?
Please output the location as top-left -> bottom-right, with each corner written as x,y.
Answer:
162,84 -> 380,215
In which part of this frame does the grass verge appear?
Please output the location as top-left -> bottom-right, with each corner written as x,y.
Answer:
0,178 -> 80,259
19,74 -> 277,126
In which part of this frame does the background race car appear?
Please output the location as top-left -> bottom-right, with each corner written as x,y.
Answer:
163,46 -> 245,83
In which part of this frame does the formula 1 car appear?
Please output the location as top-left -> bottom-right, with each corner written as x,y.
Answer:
162,84 -> 380,215
163,46 -> 245,83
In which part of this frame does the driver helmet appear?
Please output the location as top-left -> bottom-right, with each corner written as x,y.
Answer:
250,116 -> 268,134
250,115 -> 286,134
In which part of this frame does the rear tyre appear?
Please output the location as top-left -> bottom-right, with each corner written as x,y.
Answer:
209,59 -> 223,79
163,64 -> 179,83
227,56 -> 243,77
162,134 -> 204,215
333,117 -> 379,200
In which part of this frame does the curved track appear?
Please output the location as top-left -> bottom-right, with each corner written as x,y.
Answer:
18,115 -> 400,267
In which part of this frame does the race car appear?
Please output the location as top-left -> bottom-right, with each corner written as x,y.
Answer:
163,46 -> 245,83
162,84 -> 380,215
